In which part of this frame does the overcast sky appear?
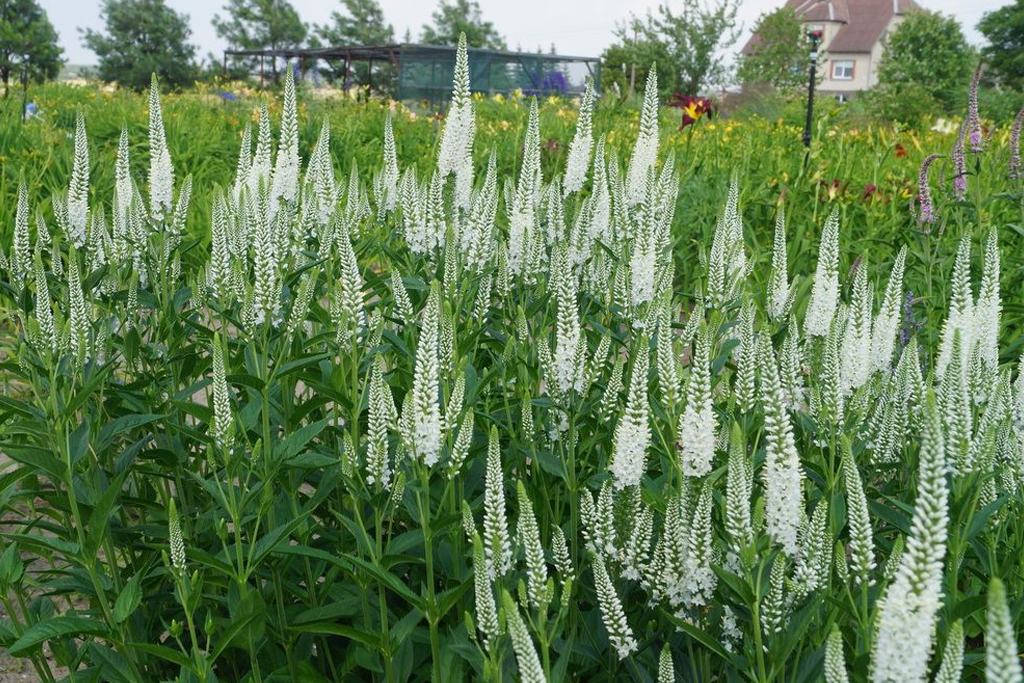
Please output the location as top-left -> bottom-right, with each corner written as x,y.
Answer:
43,0 -> 1006,66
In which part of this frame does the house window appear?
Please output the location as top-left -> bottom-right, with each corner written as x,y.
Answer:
836,93 -> 850,103
832,60 -> 855,80
807,23 -> 824,34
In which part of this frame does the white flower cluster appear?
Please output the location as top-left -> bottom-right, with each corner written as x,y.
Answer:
759,336 -> 805,556
626,64 -> 659,206
148,76 -> 175,222
871,398 -> 948,683
610,342 -> 651,489
804,209 -> 840,337
404,285 -> 442,466
678,329 -> 717,477
562,80 -> 595,196
10,37 -> 1024,683
986,579 -> 1023,683
937,230 -> 1002,381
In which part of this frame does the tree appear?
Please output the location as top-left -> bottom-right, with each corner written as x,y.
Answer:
978,0 -> 1024,92
82,0 -> 195,90
737,7 -> 808,93
316,0 -> 392,46
877,10 -> 974,105
213,0 -> 307,79
421,0 -> 505,50
599,40 -> 672,99
313,0 -> 394,91
619,0 -> 740,96
0,0 -> 62,97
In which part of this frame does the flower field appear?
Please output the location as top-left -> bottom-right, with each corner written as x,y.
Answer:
0,36 -> 1023,683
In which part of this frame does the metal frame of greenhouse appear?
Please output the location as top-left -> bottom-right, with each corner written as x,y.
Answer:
223,43 -> 600,106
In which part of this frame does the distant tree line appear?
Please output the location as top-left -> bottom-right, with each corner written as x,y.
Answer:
85,0 -> 509,92
6,0 -> 1024,110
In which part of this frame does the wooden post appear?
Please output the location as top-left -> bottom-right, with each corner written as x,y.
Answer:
260,55 -> 265,89
368,57 -> 374,94
343,55 -> 350,91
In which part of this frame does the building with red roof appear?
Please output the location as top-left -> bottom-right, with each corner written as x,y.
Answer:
741,0 -> 921,99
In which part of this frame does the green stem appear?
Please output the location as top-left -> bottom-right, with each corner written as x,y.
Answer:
417,466 -> 442,682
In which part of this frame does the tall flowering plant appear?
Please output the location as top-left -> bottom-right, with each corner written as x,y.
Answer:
0,54 -> 1021,683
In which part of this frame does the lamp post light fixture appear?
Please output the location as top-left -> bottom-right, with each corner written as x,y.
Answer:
803,29 -> 823,149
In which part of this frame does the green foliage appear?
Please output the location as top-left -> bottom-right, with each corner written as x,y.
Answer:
617,0 -> 740,96
82,0 -> 196,90
420,0 -> 506,50
861,81 -> 943,125
0,70 -> 1023,683
599,40 -> 672,101
978,0 -> 1024,92
213,0 -> 307,79
315,0 -> 393,47
0,0 -> 62,94
877,10 -> 975,106
976,83 -> 1024,122
312,0 -> 395,93
737,7 -> 809,94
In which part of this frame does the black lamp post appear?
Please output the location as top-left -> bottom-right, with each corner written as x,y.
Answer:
803,30 -> 823,149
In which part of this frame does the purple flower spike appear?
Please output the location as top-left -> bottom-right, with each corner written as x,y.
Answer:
967,66 -> 983,152
917,153 -> 942,224
1010,107 -> 1023,180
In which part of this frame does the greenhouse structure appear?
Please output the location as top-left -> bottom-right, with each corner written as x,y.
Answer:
223,43 -> 600,105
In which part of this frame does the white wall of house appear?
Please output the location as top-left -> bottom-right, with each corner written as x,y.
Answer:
820,52 -> 871,92
804,14 -> 906,96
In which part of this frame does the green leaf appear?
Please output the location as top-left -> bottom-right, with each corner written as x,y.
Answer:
277,352 -> 333,378
286,452 -> 338,469
113,573 -> 142,624
9,617 -> 109,656
966,496 -> 1007,542
211,598 -> 266,659
713,565 -> 755,605
0,544 -> 24,588
273,418 -> 331,464
288,622 -> 381,649
249,513 -> 312,569
663,610 -> 745,668
68,418 -> 91,466
66,365 -> 113,415
227,372 -> 265,392
436,580 -> 473,619
85,642 -> 134,683
0,396 -> 44,420
97,414 -> 165,451
83,470 -> 129,559
6,532 -> 80,558
129,642 -> 192,667
868,498 -> 911,534
292,600 -> 362,625
0,444 -> 66,480
536,450 -> 566,479
345,554 -> 425,610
